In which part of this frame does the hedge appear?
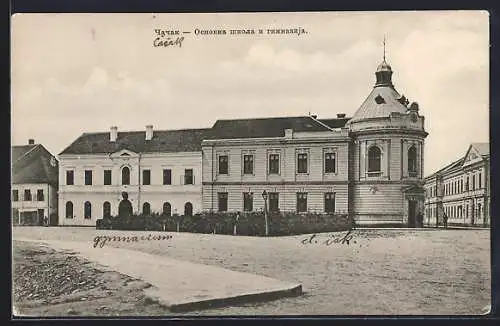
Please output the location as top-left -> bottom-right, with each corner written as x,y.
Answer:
96,211 -> 355,236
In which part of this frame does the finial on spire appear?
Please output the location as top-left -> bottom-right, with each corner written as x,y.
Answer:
383,35 -> 386,62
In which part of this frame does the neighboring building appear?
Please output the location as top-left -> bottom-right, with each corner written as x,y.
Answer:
424,143 -> 490,227
12,139 -> 59,226
57,126 -> 209,226
201,116 -> 352,215
58,55 -> 429,227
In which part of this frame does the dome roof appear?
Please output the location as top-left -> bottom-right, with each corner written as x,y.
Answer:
348,84 -> 408,123
376,60 -> 392,72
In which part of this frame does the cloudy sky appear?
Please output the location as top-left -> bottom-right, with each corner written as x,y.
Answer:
11,11 -> 489,175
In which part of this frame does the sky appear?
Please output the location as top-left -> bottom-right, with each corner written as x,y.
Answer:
11,11 -> 489,175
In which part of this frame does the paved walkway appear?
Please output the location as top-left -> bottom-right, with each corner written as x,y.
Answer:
15,238 -> 302,312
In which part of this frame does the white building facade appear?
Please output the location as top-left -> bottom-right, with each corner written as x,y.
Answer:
424,143 -> 490,227
57,127 -> 209,226
57,57 -> 429,227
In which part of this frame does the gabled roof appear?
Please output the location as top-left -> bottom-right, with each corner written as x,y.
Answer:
425,142 -> 490,179
471,142 -> 489,157
207,116 -> 332,140
348,85 -> 409,123
59,128 -> 212,155
12,144 -> 58,185
318,118 -> 351,129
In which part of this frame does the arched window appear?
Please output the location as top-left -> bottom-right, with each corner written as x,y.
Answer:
142,202 -> 151,215
162,202 -> 171,216
122,166 -> 130,185
184,202 -> 193,216
103,201 -> 111,218
65,201 -> 73,219
368,146 -> 381,173
408,145 -> 417,176
84,201 -> 92,219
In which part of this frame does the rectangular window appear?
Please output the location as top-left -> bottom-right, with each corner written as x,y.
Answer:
269,192 -> 279,212
24,189 -> 32,201
85,170 -> 93,185
143,169 -> 151,185
472,175 -> 476,190
296,192 -> 308,212
297,153 -> 308,174
460,179 -> 463,193
12,190 -> 18,201
243,155 -> 254,175
268,154 -> 280,174
66,170 -> 74,185
218,155 -> 228,175
218,192 -> 228,212
324,152 -> 336,173
479,173 -> 482,188
184,169 -> 194,185
37,189 -> 44,201
243,192 -> 253,212
324,192 -> 336,213
163,169 -> 172,185
104,170 -> 112,185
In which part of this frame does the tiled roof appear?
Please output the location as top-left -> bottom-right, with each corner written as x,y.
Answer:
349,85 -> 409,123
12,145 -> 37,163
207,116 -> 331,140
12,144 -> 58,185
318,118 -> 351,129
59,128 -> 212,155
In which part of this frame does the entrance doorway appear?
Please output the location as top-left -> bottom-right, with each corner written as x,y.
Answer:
408,200 -> 417,228
184,202 -> 193,216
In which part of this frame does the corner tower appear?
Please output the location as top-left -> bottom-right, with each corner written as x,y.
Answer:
346,46 -> 428,227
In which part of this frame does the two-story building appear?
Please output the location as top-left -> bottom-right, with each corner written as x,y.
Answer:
57,126 -> 209,226
201,116 -> 352,214
58,55 -> 429,227
12,139 -> 59,226
424,143 -> 490,227
202,57 -> 428,226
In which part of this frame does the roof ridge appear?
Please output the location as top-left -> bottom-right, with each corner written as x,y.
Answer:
12,144 -> 40,165
309,116 -> 336,131
215,115 -> 309,122
80,127 -> 211,135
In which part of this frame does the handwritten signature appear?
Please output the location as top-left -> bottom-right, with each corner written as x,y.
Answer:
153,36 -> 184,48
301,230 -> 355,246
93,234 -> 173,248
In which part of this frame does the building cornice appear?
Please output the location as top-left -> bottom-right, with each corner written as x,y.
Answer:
202,136 -> 352,147
350,128 -> 428,138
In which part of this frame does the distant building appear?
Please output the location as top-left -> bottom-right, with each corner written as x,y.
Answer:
57,127 -> 209,226
12,139 -> 59,226
58,55 -> 429,227
424,143 -> 490,227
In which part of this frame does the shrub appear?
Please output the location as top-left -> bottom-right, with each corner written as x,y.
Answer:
96,210 -> 354,236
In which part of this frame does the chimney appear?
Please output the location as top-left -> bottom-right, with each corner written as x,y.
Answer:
110,126 -> 118,142
28,139 -> 35,145
145,125 -> 154,141
337,113 -> 346,118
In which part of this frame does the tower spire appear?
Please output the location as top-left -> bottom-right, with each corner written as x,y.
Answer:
383,35 -> 386,62
375,35 -> 393,87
